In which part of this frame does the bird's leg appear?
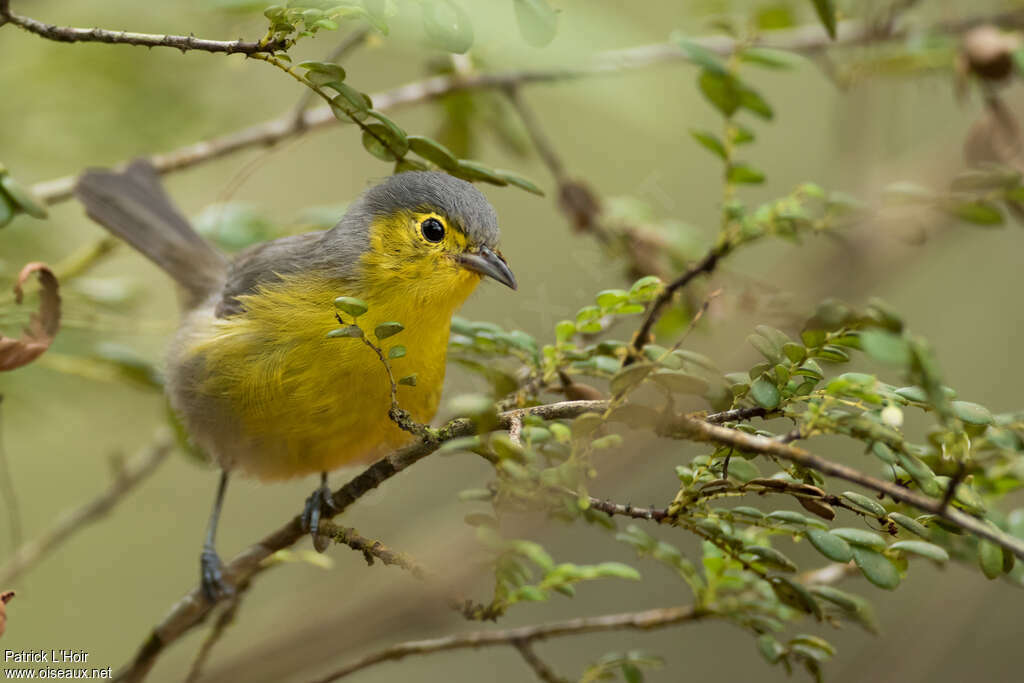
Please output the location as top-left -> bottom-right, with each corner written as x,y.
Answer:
301,471 -> 338,553
200,471 -> 234,602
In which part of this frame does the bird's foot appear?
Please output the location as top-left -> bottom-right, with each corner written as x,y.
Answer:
200,546 -> 234,603
301,482 -> 338,553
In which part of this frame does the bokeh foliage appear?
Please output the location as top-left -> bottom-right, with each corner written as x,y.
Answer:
3,1 -> 1024,682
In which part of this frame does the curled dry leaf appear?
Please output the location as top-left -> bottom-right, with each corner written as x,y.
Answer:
0,262 -> 61,371
0,591 -> 13,638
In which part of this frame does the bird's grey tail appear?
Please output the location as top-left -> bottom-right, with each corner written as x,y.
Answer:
74,160 -> 226,308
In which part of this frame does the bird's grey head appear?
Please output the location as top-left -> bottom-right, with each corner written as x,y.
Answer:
325,171 -> 515,289
349,171 -> 500,247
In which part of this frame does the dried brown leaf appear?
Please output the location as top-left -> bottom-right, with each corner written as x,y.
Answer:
0,262 -> 61,371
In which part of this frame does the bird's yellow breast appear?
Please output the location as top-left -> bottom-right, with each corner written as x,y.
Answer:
177,268 -> 480,480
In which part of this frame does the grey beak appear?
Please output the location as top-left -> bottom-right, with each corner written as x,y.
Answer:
458,246 -> 517,290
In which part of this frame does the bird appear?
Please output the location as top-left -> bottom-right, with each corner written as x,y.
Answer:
74,161 -> 516,600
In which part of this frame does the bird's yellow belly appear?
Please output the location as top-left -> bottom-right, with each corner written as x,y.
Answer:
170,272 -> 468,481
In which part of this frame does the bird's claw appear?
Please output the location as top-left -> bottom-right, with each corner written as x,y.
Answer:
200,547 -> 234,603
301,483 -> 338,553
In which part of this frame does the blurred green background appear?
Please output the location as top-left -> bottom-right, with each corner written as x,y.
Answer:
1,0 -> 1023,681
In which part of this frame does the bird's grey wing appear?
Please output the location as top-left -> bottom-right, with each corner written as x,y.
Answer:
215,231 -> 330,317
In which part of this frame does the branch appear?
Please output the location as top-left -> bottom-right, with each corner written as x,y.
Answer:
627,247 -> 723,361
34,10 -> 1024,206
0,431 -> 172,586
0,4 -> 282,54
112,400 -> 606,683
664,414 -> 1024,560
308,604 -> 712,683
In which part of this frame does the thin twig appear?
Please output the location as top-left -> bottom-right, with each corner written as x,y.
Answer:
0,4 -> 282,54
319,521 -> 428,579
33,10 -> 1024,206
183,594 -> 244,683
0,431 -> 173,586
308,604 -> 713,683
627,247 -> 723,363
512,640 -> 568,683
505,87 -> 566,182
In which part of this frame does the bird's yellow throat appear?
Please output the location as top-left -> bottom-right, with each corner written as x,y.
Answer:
179,213 -> 483,480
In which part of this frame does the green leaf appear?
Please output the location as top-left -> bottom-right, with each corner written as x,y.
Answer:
298,60 -> 346,82
947,200 -> 1004,226
610,363 -> 654,395
860,330 -> 910,366
724,457 -> 759,483
326,325 -> 363,339
951,401 -> 993,425
979,540 -> 1004,579
367,110 -> 409,147
388,345 -> 407,359
757,635 -> 785,664
888,512 -> 931,538
727,162 -> 767,184
494,169 -> 545,195
738,86 -> 774,119
329,84 -> 371,121
0,173 -> 47,219
650,370 -> 709,395
594,562 -> 641,580
851,546 -> 900,590
399,373 -> 418,386
334,296 -> 368,317
739,47 -> 804,69
810,0 -> 837,39
555,320 -> 576,342
840,491 -> 886,517
676,37 -> 728,75
689,129 -> 727,160
453,160 -> 509,186
750,376 -> 780,410
769,576 -> 822,619
422,0 -> 474,53
362,123 -> 408,161
698,70 -> 740,117
375,322 -> 405,339
0,192 -> 15,228
806,529 -> 853,563
748,333 -> 782,362
830,528 -> 887,551
513,0 -> 558,47
747,546 -> 798,572
890,540 -> 949,563
408,135 -> 459,171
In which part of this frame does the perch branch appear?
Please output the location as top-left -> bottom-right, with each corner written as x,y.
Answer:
112,401 -> 606,683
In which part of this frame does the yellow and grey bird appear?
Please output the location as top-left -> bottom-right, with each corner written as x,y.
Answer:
74,161 -> 516,600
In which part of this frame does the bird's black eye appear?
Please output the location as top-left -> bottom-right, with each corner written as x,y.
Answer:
420,217 -> 446,243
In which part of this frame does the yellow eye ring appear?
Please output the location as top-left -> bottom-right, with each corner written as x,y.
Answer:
420,217 -> 446,242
